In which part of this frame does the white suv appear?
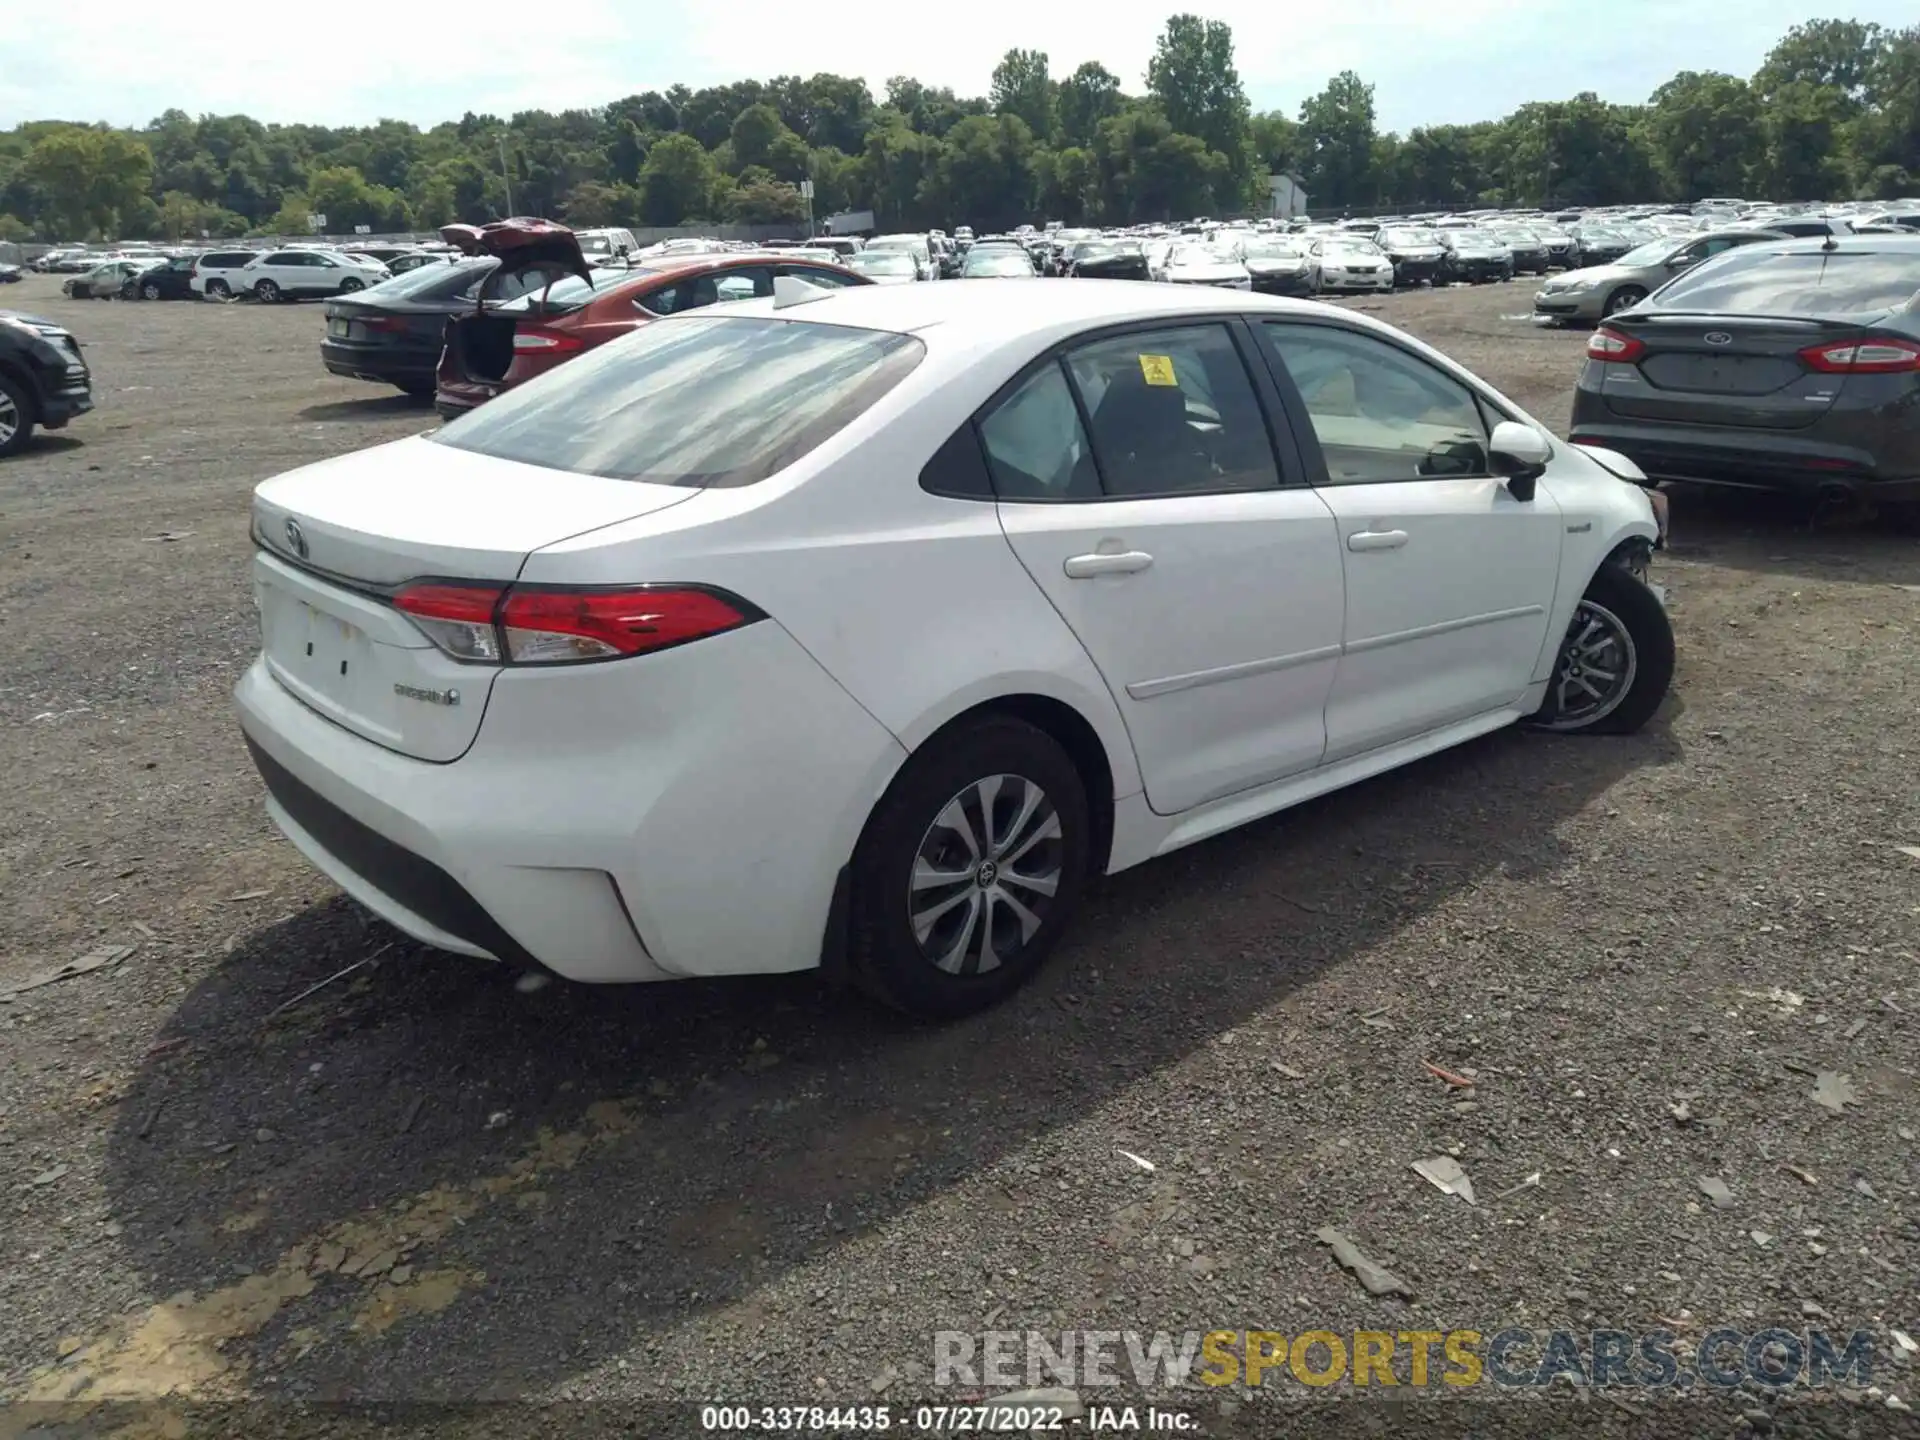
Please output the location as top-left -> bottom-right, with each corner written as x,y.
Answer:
236,249 -> 389,302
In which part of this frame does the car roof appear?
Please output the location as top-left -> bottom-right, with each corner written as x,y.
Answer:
721,276 -> 1325,338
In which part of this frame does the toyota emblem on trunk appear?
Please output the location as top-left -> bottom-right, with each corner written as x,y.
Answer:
285,518 -> 308,558
1704,331 -> 1732,345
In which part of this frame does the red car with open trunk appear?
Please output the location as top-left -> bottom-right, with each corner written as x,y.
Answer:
434,219 -> 870,418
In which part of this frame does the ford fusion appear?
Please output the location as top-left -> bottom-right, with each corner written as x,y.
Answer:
237,279 -> 1672,1019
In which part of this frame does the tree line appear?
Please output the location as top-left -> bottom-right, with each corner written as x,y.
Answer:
1,16 -> 1915,244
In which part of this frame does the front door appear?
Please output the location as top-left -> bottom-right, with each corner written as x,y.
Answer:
987,320 -> 1346,815
1256,320 -> 1565,762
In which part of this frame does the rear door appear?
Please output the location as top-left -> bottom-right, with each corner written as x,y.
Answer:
1597,312 -> 1850,430
1256,319 -> 1564,761
990,319 -> 1346,815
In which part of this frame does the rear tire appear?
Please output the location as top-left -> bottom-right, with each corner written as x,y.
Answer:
0,373 -> 36,457
206,279 -> 231,298
845,715 -> 1089,1020
1530,562 -> 1674,735
394,378 -> 435,399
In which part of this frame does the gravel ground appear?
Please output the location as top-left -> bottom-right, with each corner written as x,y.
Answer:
1,272 -> 1917,1435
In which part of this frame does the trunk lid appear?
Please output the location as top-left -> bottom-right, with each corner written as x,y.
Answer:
1599,311 -> 1859,431
250,436 -> 699,761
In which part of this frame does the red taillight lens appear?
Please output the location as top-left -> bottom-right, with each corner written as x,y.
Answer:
1586,327 -> 1645,363
394,583 -> 506,662
355,314 -> 408,333
511,327 -> 583,354
1796,338 -> 1920,374
392,583 -> 758,665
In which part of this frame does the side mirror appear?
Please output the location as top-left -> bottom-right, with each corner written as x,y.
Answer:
1489,420 -> 1550,502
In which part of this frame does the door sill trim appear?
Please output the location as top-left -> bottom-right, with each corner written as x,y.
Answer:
1150,705 -> 1524,858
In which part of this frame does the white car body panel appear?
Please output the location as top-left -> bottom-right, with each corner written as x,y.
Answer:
235,280 -> 1659,984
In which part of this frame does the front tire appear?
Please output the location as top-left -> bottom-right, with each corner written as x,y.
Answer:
0,372 -> 36,457
339,277 -> 364,293
1603,285 -> 1647,317
1530,562 -> 1673,735
141,281 -> 162,301
845,715 -> 1089,1020
254,279 -> 281,303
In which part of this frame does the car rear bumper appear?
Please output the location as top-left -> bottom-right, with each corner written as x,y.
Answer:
233,620 -> 904,984
321,340 -> 438,385
1567,418 -> 1920,499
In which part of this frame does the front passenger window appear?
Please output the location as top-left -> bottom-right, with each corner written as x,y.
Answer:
1261,323 -> 1490,484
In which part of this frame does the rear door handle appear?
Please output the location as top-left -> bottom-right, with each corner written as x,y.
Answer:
1347,529 -> 1409,552
1063,550 -> 1154,578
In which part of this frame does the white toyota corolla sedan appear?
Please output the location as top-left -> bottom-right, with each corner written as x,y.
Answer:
235,278 -> 1671,1019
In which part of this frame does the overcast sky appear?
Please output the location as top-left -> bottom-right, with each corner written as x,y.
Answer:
2,3 -> 1911,135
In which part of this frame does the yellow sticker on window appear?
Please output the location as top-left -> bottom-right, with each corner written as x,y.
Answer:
1138,353 -> 1178,387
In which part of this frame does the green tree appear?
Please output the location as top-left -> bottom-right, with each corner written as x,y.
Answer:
1645,71 -> 1763,199
1298,71 -> 1377,208
1056,62 -> 1122,149
730,103 -> 790,172
990,49 -> 1055,142
561,179 -> 639,225
1754,19 -> 1886,106
1760,82 -> 1851,199
728,178 -> 807,224
22,126 -> 154,237
1850,25 -> 1920,186
1147,15 -> 1252,192
926,113 -> 1036,228
638,132 -> 716,224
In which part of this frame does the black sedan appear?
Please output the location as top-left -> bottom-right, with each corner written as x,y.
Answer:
1064,240 -> 1151,280
1493,227 -> 1551,275
1569,235 -> 1920,528
320,257 -> 496,398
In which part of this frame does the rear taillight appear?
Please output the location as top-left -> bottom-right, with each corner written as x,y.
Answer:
1586,327 -> 1645,363
393,583 -> 760,665
511,327 -> 583,354
356,314 -> 408,333
393,583 -> 503,662
1796,338 -> 1920,374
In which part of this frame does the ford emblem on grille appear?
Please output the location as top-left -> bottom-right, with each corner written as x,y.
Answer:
1704,331 -> 1732,346
285,517 -> 309,559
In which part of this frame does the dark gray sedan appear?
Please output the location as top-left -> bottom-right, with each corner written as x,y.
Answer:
1568,235 -> 1920,524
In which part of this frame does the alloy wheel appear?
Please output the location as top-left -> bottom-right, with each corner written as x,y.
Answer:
1538,599 -> 1639,731
0,389 -> 18,448
908,774 -> 1063,975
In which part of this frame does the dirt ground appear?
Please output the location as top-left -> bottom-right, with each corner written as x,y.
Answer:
1,272 -> 1916,1432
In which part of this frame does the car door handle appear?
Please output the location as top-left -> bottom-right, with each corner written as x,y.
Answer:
1346,530 -> 1409,552
1063,550 -> 1154,578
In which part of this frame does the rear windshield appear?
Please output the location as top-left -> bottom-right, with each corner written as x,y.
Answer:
1652,247 -> 1920,316
363,258 -> 494,299
431,315 -> 925,487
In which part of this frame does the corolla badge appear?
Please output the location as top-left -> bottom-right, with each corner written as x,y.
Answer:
1704,332 -> 1732,346
284,517 -> 309,558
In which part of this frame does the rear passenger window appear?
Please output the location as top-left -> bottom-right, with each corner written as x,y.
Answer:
919,423 -> 994,499
1260,323 -> 1490,483
1062,324 -> 1279,496
978,364 -> 1099,501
